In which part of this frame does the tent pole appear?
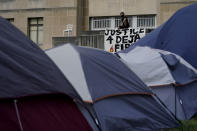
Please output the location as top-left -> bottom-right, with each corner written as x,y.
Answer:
153,94 -> 182,124
76,101 -> 102,131
84,104 -> 102,131
175,87 -> 177,119
14,100 -> 24,131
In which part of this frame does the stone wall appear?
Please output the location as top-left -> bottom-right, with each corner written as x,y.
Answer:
88,0 -> 159,16
159,0 -> 197,25
0,0 -> 77,10
0,0 -> 78,49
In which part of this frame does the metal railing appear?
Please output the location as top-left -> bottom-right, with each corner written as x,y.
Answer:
80,34 -> 104,50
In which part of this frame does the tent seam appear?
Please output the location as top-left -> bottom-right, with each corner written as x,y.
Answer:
83,92 -> 154,103
149,79 -> 197,88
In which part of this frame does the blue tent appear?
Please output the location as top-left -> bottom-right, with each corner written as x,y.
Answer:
46,44 -> 181,131
0,17 -> 93,131
122,3 -> 197,69
119,3 -> 197,121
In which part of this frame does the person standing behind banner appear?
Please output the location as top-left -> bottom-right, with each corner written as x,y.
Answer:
118,12 -> 130,29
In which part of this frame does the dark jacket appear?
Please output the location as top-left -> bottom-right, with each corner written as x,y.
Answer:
119,16 -> 130,29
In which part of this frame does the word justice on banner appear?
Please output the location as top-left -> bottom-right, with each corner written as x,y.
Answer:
104,28 -> 146,53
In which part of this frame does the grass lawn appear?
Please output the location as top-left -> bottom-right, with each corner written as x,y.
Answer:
165,117 -> 197,131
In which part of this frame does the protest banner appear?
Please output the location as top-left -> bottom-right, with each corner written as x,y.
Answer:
104,28 -> 145,53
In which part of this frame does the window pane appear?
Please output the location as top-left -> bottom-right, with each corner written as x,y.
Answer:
6,18 -> 14,24
137,15 -> 155,28
30,26 -> 37,31
38,26 -> 43,31
38,26 -> 43,44
38,18 -> 43,24
30,19 -> 37,24
38,30 -> 43,44
30,30 -> 37,43
153,17 -> 155,27
115,18 -> 121,27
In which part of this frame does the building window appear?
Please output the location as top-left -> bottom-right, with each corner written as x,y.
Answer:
28,18 -> 43,45
90,15 -> 156,30
80,34 -> 104,49
91,17 -> 111,30
6,18 -> 14,24
137,15 -> 155,28
115,17 -> 121,28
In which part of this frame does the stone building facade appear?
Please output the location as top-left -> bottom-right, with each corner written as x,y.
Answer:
0,0 -> 196,49
0,0 -> 84,49
160,0 -> 197,24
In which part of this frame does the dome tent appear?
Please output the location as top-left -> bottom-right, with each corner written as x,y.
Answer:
119,3 -> 197,121
0,17 -> 93,131
46,44 -> 180,131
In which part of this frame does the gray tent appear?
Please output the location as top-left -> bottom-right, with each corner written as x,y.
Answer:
118,46 -> 197,120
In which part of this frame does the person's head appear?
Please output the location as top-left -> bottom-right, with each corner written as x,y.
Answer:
120,12 -> 125,17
